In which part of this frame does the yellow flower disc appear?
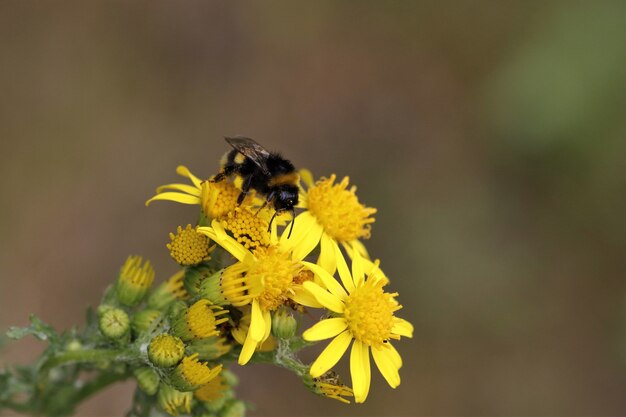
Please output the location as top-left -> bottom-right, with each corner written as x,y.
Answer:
167,225 -> 211,266
221,207 -> 270,249
247,246 -> 302,311
343,279 -> 399,348
201,181 -> 242,219
148,334 -> 185,368
306,175 -> 376,242
194,373 -> 228,402
176,354 -> 222,388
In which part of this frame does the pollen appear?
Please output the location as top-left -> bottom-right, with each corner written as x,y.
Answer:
175,354 -> 222,389
221,207 -> 271,249
167,224 -> 212,266
201,180 -> 245,219
306,174 -> 377,242
343,278 -> 400,348
247,246 -> 302,311
186,299 -> 229,339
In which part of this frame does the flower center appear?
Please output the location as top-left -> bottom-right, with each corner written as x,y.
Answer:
248,246 -> 302,311
177,354 -> 222,387
201,181 -> 242,219
306,175 -> 377,242
167,224 -> 212,266
343,279 -> 399,348
221,207 -> 270,249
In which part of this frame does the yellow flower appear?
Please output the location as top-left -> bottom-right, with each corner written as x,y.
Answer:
167,224 -> 214,266
147,270 -> 188,309
288,170 -> 377,276
169,353 -> 223,391
157,384 -> 193,416
197,220 -> 321,365
145,165 -> 255,219
301,251 -> 413,403
194,372 -> 229,402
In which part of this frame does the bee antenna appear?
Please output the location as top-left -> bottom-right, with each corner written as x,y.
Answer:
287,208 -> 295,239
267,211 -> 278,233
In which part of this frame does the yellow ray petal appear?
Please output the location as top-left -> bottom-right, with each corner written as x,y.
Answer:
350,245 -> 365,287
309,330 -> 352,378
302,318 -> 348,341
317,232 -> 337,276
263,310 -> 272,342
392,318 -> 414,338
302,262 -> 347,301
238,332 -> 258,365
155,183 -> 201,196
291,222 -> 323,262
302,281 -> 344,314
289,286 -> 323,308
280,211 -> 319,251
197,221 -> 248,262
299,168 -> 314,188
372,345 -> 401,388
145,192 -> 200,206
176,165 -> 202,188
334,240 -> 355,293
249,300 -> 265,342
350,340 -> 371,403
385,343 -> 403,369
348,239 -> 370,259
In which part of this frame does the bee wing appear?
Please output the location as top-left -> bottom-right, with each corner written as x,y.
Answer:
225,136 -> 271,175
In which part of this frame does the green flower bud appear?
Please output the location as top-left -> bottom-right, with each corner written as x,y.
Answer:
168,354 -> 222,392
148,334 -> 185,368
198,269 -> 229,306
147,270 -> 187,310
115,256 -> 155,307
99,308 -> 130,340
271,308 -> 297,339
157,384 -> 193,416
183,264 -> 216,297
134,366 -> 160,396
185,336 -> 231,361
131,309 -> 162,334
170,300 -> 228,342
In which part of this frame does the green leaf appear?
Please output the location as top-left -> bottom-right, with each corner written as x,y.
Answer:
6,315 -> 57,341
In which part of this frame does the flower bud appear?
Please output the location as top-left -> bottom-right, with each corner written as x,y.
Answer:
116,256 -> 155,307
99,308 -> 130,340
183,265 -> 216,297
170,300 -> 228,341
148,334 -> 185,368
198,269 -> 229,306
131,309 -> 162,334
185,336 -> 231,361
271,308 -> 297,339
221,399 -> 246,417
134,366 -> 160,396
157,384 -> 193,416
168,354 -> 222,392
147,270 -> 187,310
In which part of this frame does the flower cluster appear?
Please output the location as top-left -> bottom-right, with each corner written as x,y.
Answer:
141,162 -> 413,408
1,153 -> 412,417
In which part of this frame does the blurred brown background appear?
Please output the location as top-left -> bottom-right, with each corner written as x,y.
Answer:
1,1 -> 625,416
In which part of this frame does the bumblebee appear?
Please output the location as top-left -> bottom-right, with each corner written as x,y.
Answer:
212,136 -> 299,237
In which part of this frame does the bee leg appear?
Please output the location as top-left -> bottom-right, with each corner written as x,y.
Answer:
255,191 -> 275,215
236,175 -> 254,205
211,164 -> 237,183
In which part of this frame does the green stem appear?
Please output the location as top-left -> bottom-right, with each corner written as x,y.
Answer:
40,348 -> 137,375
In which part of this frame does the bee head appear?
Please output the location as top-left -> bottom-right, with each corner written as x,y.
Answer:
273,185 -> 299,212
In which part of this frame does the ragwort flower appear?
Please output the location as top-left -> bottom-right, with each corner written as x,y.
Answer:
302,250 -> 413,403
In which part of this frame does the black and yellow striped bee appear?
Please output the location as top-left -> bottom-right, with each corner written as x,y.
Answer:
212,136 -> 299,236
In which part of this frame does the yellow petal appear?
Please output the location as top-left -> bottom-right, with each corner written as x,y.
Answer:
302,281 -> 344,314
197,221 -> 248,262
145,192 -> 200,206
372,345 -> 401,388
349,239 -> 370,259
302,262 -> 347,301
302,318 -> 348,341
238,332 -> 258,365
350,340 -> 371,403
350,245 -> 365,287
291,222 -> 323,262
384,343 -> 403,369
309,330 -> 352,378
249,300 -> 265,342
263,310 -> 272,342
176,165 -> 202,188
392,318 -> 414,338
155,183 -> 201,196
281,211 -> 319,252
334,239 -> 355,293
317,232 -> 337,276
289,286 -> 323,308
299,168 -> 314,188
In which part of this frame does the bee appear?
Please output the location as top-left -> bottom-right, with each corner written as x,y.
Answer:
212,136 -> 299,237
